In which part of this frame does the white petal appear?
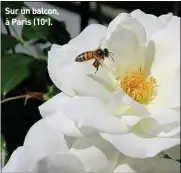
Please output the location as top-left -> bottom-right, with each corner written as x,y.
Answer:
138,117 -> 162,136
154,158 -> 180,173
150,16 -> 180,108
151,67 -> 180,109
48,24 -> 107,97
113,156 -> 160,173
30,153 -> 86,173
68,24 -> 107,51
113,163 -> 136,173
101,132 -> 180,158
39,92 -> 71,117
107,90 -> 149,116
61,96 -> 130,134
39,93 -> 100,137
106,12 -> 146,44
24,119 -> 69,154
2,146 -> 44,173
43,112 -> 84,137
106,13 -> 130,41
70,62 -> 112,101
159,13 -> 173,25
138,116 -> 180,138
122,94 -> 149,115
149,108 -> 180,131
157,126 -> 180,138
143,40 -> 155,75
150,16 -> 180,76
107,90 -> 130,114
165,145 -> 180,160
104,20 -> 145,74
113,156 -> 180,173
70,137 -> 119,173
131,9 -> 164,40
121,115 -> 144,127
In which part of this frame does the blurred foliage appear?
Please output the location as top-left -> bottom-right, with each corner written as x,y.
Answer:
2,53 -> 33,97
1,134 -> 8,168
1,34 -> 20,55
1,2 -> 24,20
22,14 -> 70,45
43,85 -> 60,101
1,1 -> 71,160
1,2 -> 70,97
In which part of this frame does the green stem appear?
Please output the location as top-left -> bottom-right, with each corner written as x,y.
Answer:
1,92 -> 45,104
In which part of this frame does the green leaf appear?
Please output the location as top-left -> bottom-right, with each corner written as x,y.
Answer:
22,15 -> 51,41
2,53 -> 33,96
1,33 -> 20,54
43,85 -> 60,101
22,14 -> 70,45
1,134 -> 8,167
1,2 -> 24,20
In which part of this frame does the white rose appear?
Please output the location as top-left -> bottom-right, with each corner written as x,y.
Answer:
2,118 -> 118,173
2,116 -> 180,173
47,9 -> 180,159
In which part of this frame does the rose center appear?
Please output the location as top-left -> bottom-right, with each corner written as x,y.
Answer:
116,68 -> 157,105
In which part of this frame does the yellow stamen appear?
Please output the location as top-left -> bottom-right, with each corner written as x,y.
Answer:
116,68 -> 157,105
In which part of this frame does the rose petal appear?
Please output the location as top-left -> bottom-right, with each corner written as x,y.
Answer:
149,108 -> 180,131
107,90 -> 149,116
131,9 -> 164,40
113,156 -> 160,173
61,96 -> 130,134
143,40 -> 155,75
24,119 -> 69,154
150,16 -> 180,108
2,147 -> 44,173
113,156 -> 180,173
159,13 -> 173,25
101,131 -> 180,158
43,112 -> 84,137
104,20 -> 145,74
154,158 -> 180,173
71,62 -> 112,101
39,92 -> 71,117
106,12 -> 146,44
158,126 -> 180,138
151,67 -> 180,109
30,153 -> 86,173
122,94 -> 149,115
165,145 -> 180,160
70,137 -> 119,173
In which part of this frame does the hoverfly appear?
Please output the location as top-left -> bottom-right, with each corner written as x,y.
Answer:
75,48 -> 114,73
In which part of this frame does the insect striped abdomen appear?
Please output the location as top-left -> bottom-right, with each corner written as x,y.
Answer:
75,51 -> 95,62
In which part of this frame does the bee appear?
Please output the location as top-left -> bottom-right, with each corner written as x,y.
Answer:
75,48 -> 114,73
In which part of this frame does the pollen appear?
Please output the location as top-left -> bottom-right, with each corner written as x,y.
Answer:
116,67 -> 157,105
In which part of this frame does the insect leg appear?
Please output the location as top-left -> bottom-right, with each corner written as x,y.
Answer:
95,67 -> 99,74
109,51 -> 114,56
92,60 -> 100,73
95,56 -> 105,67
109,54 -> 114,62
109,52 -> 114,62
